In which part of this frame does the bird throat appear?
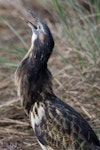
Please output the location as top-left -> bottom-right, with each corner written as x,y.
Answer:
15,52 -> 52,115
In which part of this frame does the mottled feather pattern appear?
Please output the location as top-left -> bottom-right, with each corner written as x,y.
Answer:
15,9 -> 100,150
30,96 -> 99,150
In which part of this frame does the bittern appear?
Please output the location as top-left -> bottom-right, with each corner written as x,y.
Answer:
15,9 -> 100,150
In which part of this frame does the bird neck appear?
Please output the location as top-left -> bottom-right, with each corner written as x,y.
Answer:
15,51 -> 53,114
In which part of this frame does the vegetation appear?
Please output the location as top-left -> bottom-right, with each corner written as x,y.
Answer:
0,0 -> 100,149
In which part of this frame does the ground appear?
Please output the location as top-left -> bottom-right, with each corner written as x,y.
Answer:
0,0 -> 100,149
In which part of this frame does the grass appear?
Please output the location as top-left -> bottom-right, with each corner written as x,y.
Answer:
0,16 -> 27,68
0,16 -> 28,49
0,0 -> 100,149
52,0 -> 100,66
1,1 -> 100,69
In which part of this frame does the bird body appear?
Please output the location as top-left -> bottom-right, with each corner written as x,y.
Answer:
15,9 -> 100,150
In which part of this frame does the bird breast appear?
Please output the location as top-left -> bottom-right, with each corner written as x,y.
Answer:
30,102 -> 45,131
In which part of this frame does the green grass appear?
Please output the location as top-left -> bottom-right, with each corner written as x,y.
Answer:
52,0 -> 100,66
0,16 -> 28,49
1,1 -> 100,69
0,17 -> 28,69
0,0 -> 100,146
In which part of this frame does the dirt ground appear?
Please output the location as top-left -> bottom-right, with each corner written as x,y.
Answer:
0,0 -> 100,150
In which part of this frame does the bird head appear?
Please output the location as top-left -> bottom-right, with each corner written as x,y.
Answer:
22,9 -> 54,63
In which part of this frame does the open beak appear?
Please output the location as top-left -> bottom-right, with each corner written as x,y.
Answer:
27,8 -> 44,30
21,9 -> 44,34
21,8 -> 40,30
21,16 -> 37,31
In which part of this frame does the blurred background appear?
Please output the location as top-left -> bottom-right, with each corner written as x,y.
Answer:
0,0 -> 100,149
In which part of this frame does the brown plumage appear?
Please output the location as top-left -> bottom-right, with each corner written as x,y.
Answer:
15,9 -> 100,150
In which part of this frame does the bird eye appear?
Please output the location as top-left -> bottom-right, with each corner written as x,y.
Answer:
37,24 -> 41,30
39,26 -> 41,29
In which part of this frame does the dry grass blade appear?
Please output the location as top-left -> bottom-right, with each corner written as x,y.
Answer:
0,118 -> 29,126
0,0 -> 100,149
0,99 -> 19,108
0,128 -> 29,136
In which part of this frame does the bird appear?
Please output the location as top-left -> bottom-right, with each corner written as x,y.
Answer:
15,9 -> 100,150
